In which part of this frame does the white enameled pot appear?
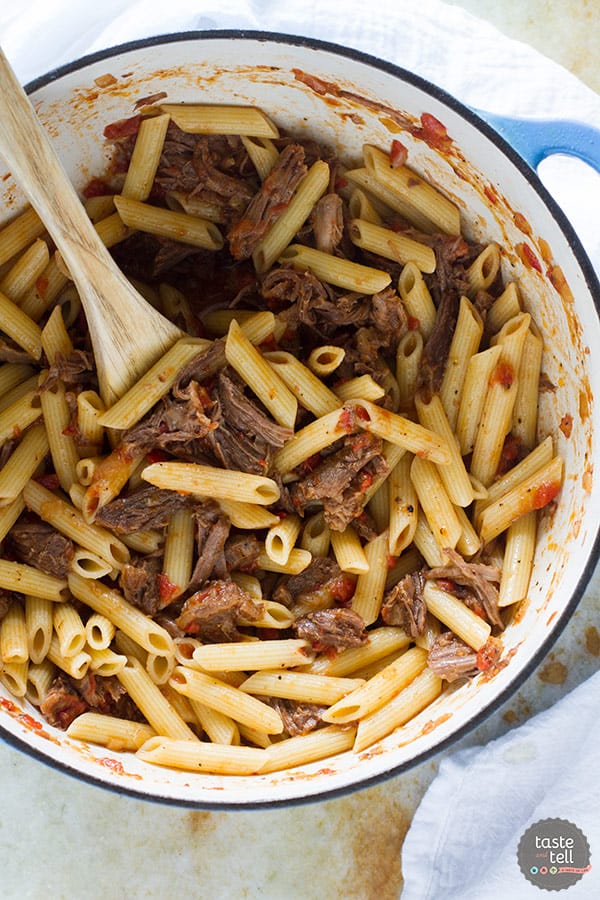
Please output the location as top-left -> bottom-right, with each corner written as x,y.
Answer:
0,32 -> 598,808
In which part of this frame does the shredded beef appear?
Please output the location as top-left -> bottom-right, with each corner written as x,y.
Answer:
228,143 -> 307,259
311,192 -> 344,255
427,631 -> 480,683
292,608 -> 368,651
381,572 -> 427,638
217,370 -> 292,447
95,485 -> 191,534
224,533 -> 261,573
0,336 -> 34,364
273,557 -> 342,608
43,350 -> 95,391
175,579 -> 264,642
370,286 -> 408,347
8,518 -> 74,579
120,556 -> 162,616
187,502 -> 231,591
111,231 -> 202,281
426,547 -> 503,630
40,675 -> 88,729
270,697 -> 326,736
70,672 -> 141,720
260,266 -> 330,318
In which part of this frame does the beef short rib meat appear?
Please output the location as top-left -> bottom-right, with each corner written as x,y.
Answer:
9,518 -> 74,579
176,579 -> 264,642
292,608 -> 368,651
381,571 -> 427,638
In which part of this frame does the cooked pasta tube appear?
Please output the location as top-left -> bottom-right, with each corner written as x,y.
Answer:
474,435 -> 554,519
114,196 -> 224,250
397,261 -> 436,337
279,244 -> 391,294
330,525 -> 369,575
0,362 -> 35,397
146,652 -> 175,685
257,546 -> 312,575
467,243 -> 501,294
0,422 -> 48,505
259,725 -> 356,774
249,601 -> 295,630
0,238 -> 49,301
192,639 -> 313,672
240,135 -> 279,181
169,667 -> 284,734
25,595 -> 53,664
348,187 -> 383,224
0,206 -> 45,267
117,657 -> 198,741
239,671 -> 365,706
224,319 -> 297,428
351,399 -> 451,465
81,447 -> 146,523
1,661 -> 28,697
67,713 -> 156,752
88,647 -> 127,677
302,627 -> 411,677
307,344 -> 346,377
38,375 -> 79,492
456,345 -> 502,455
25,658 -> 56,706
362,144 -> 461,235
1,601 -> 28,664
68,572 -> 174,656
24,479 -> 130,571
273,406 -> 351,474
410,456 -> 463,551
0,386 -> 42,443
470,313 -> 531,486
412,514 -> 450,567
98,337 -> 210,430
486,281 -> 521,334
0,560 -> 68,602
70,547 -> 114,580
47,635 -> 91,680
264,514 -> 302,566
351,530 -> 390,626
217,499 -> 279,530
513,327 -> 543,450
354,668 -> 442,752
142,461 -> 280,506
387,453 -> 418,556
300,512 -> 331,558
20,256 -> 68,321
478,455 -> 563,544
322,646 -> 428,724
498,511 -> 537,607
85,613 -> 116,650
415,392 -> 474,507
423,581 -> 491,650
122,113 -> 170,201
189,700 -> 240,746
345,167 -> 435,233
53,603 -> 86,658
263,350 -> 340,417
161,507 -> 195,599
396,330 -> 423,412
160,103 -> 279,137
349,218 -> 436,273
439,297 -> 484,429
334,374 -> 385,404
138,737 -> 267,774
253,159 -> 330,272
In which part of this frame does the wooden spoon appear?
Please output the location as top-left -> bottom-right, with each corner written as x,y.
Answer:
0,48 -> 184,406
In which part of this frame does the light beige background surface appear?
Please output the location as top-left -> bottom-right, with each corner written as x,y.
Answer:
0,3 -> 598,899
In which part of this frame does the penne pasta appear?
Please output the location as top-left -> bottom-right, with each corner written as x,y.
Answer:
142,460 -> 280,506
160,103 -> 279,138
279,244 -> 391,294
114,196 -> 224,250
67,713 -> 156,752
349,218 -> 436,273
192,639 -> 313,672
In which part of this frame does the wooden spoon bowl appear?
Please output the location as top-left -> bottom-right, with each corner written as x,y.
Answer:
0,48 -> 183,406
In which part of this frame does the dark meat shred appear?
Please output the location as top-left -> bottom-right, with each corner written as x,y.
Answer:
381,571 -> 427,638
426,547 -> 503,630
70,672 -> 141,720
8,518 -> 74,579
176,579 -> 264,642
292,608 -> 368,651
120,556 -> 162,616
427,631 -> 480,683
291,432 -> 387,531
273,557 -> 342,607
216,370 -> 292,447
311,192 -> 344,255
224,533 -> 262,573
40,675 -> 88,729
95,485 -> 191,534
187,502 -> 231,591
228,143 -> 307,259
270,698 -> 326,736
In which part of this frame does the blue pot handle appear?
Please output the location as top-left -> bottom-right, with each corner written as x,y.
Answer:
472,109 -> 600,173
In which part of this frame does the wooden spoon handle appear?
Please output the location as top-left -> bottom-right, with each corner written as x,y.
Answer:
0,48 -> 183,404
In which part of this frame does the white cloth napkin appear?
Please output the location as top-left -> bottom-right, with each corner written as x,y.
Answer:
1,3 -> 599,897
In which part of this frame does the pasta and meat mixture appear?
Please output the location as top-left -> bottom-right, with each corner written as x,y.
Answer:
0,102 -> 563,774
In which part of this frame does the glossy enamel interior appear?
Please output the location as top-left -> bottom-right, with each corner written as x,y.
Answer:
0,34 -> 598,806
